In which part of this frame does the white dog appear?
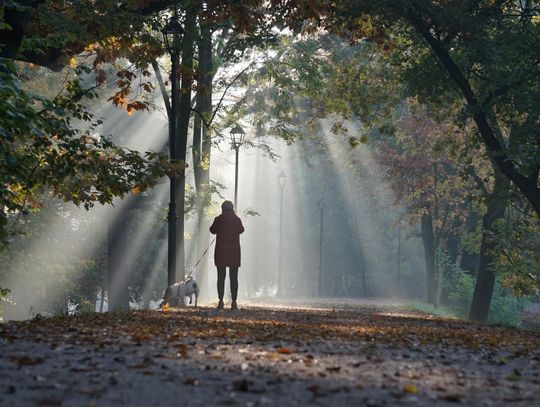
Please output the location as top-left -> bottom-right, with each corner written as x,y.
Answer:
160,276 -> 199,308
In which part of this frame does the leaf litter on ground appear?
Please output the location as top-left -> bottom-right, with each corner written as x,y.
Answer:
1,300 -> 540,406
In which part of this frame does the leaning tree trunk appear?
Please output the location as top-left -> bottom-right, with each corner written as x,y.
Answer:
409,11 -> 540,219
468,171 -> 509,322
192,22 -> 214,301
421,213 -> 437,305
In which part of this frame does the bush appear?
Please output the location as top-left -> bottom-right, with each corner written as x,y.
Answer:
488,284 -> 530,327
440,251 -> 530,327
441,255 -> 475,318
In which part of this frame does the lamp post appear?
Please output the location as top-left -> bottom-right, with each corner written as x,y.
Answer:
162,14 -> 183,287
396,219 -> 404,298
318,197 -> 325,297
230,124 -> 246,210
277,170 -> 287,297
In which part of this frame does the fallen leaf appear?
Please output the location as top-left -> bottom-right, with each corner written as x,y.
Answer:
439,394 -> 464,402
184,377 -> 199,386
403,384 -> 419,394
233,378 -> 251,391
176,344 -> 189,358
10,356 -> 45,366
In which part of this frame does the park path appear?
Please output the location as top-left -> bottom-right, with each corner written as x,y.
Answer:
1,299 -> 540,406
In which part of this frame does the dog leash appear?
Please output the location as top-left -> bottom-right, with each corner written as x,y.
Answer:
185,237 -> 216,280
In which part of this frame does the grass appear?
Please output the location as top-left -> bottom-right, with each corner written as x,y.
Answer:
403,300 -> 460,319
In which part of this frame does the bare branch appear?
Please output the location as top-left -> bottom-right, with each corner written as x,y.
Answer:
208,63 -> 253,128
151,59 -> 172,119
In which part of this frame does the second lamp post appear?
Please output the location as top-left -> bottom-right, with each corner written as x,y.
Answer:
277,170 -> 287,297
318,197 -> 325,297
230,124 -> 246,210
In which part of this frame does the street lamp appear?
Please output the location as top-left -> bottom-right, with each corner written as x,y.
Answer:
277,170 -> 287,297
318,197 -> 325,297
396,219 -> 405,298
230,124 -> 246,210
162,14 -> 183,287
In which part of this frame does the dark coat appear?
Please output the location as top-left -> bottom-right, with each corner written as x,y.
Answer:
209,211 -> 245,267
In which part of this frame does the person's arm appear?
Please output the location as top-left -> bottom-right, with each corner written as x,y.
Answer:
238,218 -> 245,235
210,217 -> 218,234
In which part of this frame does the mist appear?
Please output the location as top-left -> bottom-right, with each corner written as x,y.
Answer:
1,97 -> 428,321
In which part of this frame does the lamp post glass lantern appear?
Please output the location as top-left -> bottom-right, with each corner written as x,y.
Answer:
162,14 -> 183,287
230,124 -> 246,148
162,15 -> 184,53
277,170 -> 287,297
230,124 -> 246,210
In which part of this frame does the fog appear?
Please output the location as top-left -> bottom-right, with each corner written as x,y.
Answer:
1,77 -> 427,321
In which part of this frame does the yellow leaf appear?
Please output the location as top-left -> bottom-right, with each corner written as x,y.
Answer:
69,56 -> 78,68
403,385 -> 419,394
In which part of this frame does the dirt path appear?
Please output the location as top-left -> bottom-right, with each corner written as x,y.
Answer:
1,300 -> 540,406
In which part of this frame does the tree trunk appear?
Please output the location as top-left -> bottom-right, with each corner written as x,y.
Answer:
421,213 -> 437,305
107,210 -> 130,312
0,1 -> 42,60
99,288 -> 105,312
107,195 -> 140,311
360,247 -> 367,297
447,232 -> 459,264
468,172 -> 509,322
459,211 -> 479,274
356,228 -> 368,297
174,8 -> 197,282
193,22 -> 214,301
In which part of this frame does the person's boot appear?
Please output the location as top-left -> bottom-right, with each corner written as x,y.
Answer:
231,301 -> 238,311
217,300 -> 224,310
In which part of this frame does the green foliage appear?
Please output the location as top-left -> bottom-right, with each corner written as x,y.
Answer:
488,283 -> 530,328
0,58 -> 181,249
239,34 -> 397,144
441,256 -> 475,319
439,251 -> 530,327
492,205 -> 540,297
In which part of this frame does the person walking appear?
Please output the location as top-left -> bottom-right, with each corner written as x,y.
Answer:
210,200 -> 245,310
